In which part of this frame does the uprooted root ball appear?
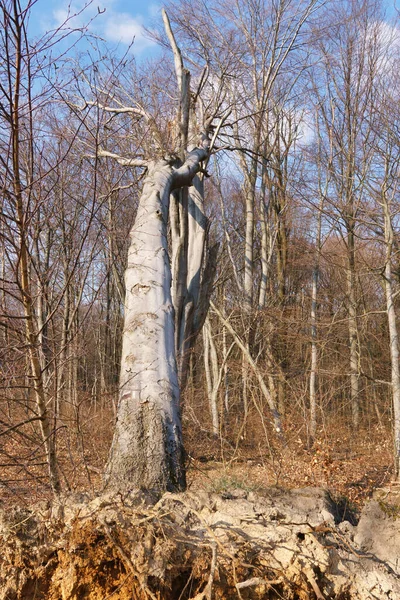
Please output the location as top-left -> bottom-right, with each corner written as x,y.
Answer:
0,487 -> 398,599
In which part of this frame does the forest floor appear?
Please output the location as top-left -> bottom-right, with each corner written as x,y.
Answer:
185,431 -> 393,515
184,412 -> 394,515
0,405 -> 393,513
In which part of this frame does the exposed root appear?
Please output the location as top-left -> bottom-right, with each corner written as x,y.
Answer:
0,487 -> 399,599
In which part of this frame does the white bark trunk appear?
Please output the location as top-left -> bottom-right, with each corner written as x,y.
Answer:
222,324 -> 229,414
170,178 -> 218,389
244,167 -> 257,311
203,317 -> 219,437
347,250 -> 360,429
310,202 -> 322,442
310,265 -> 318,440
105,147 -> 209,492
175,175 -> 210,387
105,160 -> 184,491
383,202 -> 400,478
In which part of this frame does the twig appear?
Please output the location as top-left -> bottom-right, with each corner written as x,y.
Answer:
236,577 -> 281,590
189,542 -> 217,600
304,567 -> 325,600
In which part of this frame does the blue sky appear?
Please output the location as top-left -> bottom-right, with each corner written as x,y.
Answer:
30,0 -> 161,58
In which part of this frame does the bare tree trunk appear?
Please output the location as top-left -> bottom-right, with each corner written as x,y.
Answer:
244,163 -> 257,311
310,255 -> 319,442
383,200 -> 400,478
10,1 -> 60,494
222,324 -> 230,414
258,155 -> 275,309
105,145 -> 209,492
105,161 -> 185,492
173,175 -> 218,390
203,317 -> 220,437
310,193 -> 323,443
347,230 -> 360,429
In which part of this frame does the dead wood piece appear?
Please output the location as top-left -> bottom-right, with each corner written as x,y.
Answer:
304,566 -> 325,600
236,576 -> 282,589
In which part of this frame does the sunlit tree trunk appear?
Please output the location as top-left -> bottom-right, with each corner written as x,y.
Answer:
347,230 -> 360,429
203,316 -> 220,437
309,210 -> 322,443
105,147 -> 209,492
172,175 -> 218,390
6,0 -> 61,494
105,162 -> 184,491
382,190 -> 400,478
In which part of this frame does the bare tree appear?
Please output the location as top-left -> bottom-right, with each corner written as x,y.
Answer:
366,51 -> 400,476
100,12 -> 224,492
0,0 -> 63,493
0,0 -> 112,496
311,0 -> 382,428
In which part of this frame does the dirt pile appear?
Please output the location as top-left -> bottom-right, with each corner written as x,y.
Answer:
0,486 -> 399,599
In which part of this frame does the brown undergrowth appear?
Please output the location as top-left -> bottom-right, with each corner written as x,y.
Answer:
0,401 -> 394,511
184,411 -> 393,512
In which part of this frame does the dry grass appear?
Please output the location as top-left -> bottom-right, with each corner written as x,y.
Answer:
184,408 -> 394,511
0,396 -> 395,510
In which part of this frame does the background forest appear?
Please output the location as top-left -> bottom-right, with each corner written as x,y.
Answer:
1,0 -> 400,506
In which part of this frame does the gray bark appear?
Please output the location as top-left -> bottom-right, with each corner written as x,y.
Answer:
383,199 -> 400,478
310,194 -> 324,443
105,147 -> 209,493
347,236 -> 360,429
173,175 -> 218,389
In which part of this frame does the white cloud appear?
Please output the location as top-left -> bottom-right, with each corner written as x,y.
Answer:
104,13 -> 154,50
51,0 -> 113,29
52,8 -> 70,26
297,110 -> 315,146
45,0 -> 156,54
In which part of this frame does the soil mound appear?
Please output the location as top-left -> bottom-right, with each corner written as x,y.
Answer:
0,486 -> 399,599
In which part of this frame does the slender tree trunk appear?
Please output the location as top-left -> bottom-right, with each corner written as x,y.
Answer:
175,175 -> 213,389
244,183 -> 255,311
11,3 -> 60,494
222,324 -> 229,414
310,259 -> 318,442
203,317 -> 220,437
310,200 -> 323,443
347,229 -> 360,429
276,207 -> 288,305
258,154 -> 274,309
383,201 -> 400,478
